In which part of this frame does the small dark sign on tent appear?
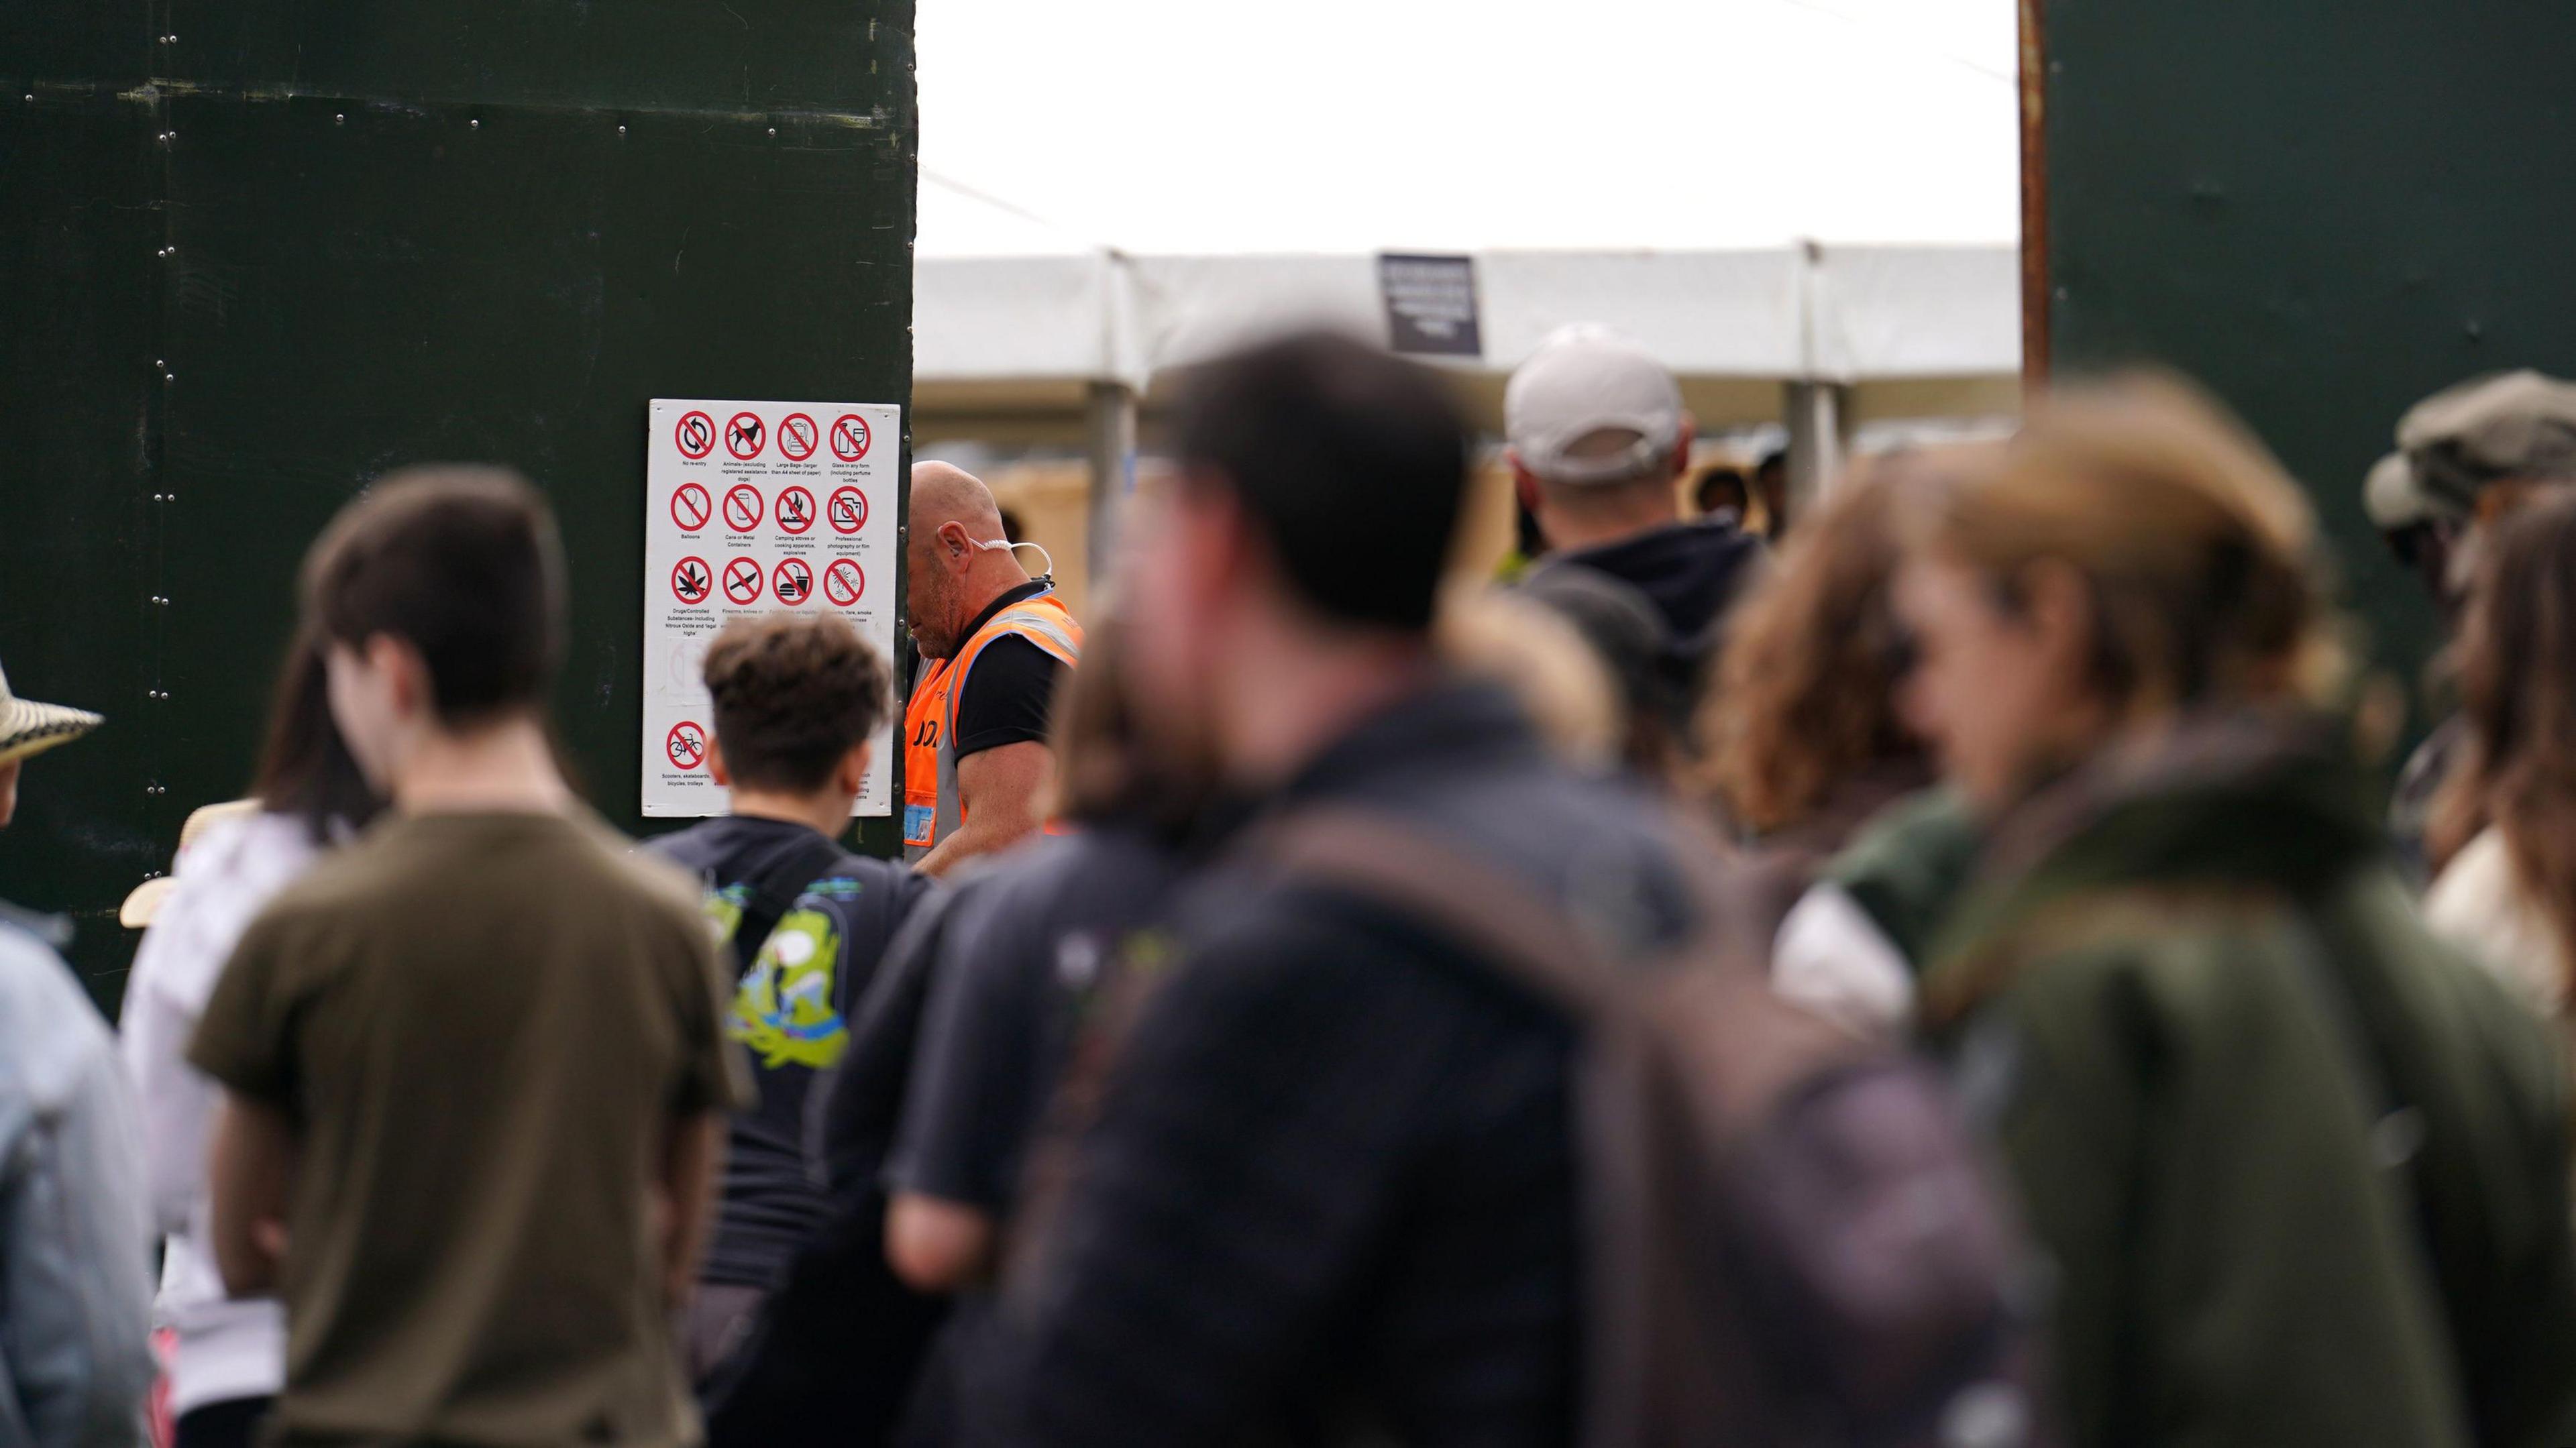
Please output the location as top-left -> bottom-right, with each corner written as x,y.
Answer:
1378,254 -> 1483,357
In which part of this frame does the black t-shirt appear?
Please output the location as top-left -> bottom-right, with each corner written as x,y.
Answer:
646,815 -> 937,1287
949,582 -> 1067,762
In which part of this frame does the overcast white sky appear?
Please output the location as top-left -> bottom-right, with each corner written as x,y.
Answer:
914,0 -> 2019,256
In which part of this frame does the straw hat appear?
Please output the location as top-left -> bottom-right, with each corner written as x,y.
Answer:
0,661 -> 102,768
119,798 -> 262,930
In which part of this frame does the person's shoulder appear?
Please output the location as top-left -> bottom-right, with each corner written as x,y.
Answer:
0,915 -> 115,1105
583,819 -> 716,924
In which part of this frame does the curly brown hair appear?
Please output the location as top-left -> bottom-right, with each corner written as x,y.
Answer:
702,612 -> 890,793
1699,461 -> 1927,834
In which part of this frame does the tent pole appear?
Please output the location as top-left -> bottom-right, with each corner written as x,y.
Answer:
1782,380 -> 1851,512
1083,381 -> 1138,590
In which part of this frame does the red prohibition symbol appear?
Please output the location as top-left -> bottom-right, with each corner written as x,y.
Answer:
822,558 -> 864,607
773,556 -> 814,606
829,413 -> 872,462
722,556 -> 765,606
827,486 -> 867,535
722,484 -> 765,532
666,720 -> 708,772
671,555 -> 712,605
776,486 -> 816,535
725,411 -> 766,460
675,410 -> 715,460
670,482 -> 712,533
777,412 -> 819,461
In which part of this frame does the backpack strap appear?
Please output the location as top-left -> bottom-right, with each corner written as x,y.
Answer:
731,832 -> 861,975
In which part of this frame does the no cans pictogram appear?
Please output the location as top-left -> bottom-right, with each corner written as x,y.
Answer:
722,557 -> 765,606
666,720 -> 708,772
722,484 -> 765,532
778,412 -> 819,462
773,556 -> 814,605
827,486 -> 868,535
776,486 -> 816,535
829,414 -> 872,462
725,412 -> 765,460
670,482 -> 712,533
675,410 -> 715,460
671,555 -> 712,605
822,557 -> 865,607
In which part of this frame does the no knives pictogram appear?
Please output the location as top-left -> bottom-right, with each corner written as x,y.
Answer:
671,555 -> 712,605
722,484 -> 764,532
778,412 -> 818,461
773,557 -> 814,606
830,414 -> 872,462
667,721 -> 708,772
722,557 -> 765,606
776,486 -> 816,535
726,412 -> 766,460
827,486 -> 867,535
670,483 -> 712,532
675,410 -> 715,460
822,558 -> 865,607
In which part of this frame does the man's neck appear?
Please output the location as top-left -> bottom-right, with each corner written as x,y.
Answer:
1542,496 -> 1682,554
729,791 -> 855,842
1216,629 -> 1438,789
392,716 -> 571,815
951,558 -> 1037,644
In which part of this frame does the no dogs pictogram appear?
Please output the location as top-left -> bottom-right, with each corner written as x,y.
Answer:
726,412 -> 765,460
776,486 -> 816,535
670,483 -> 711,533
773,557 -> 814,605
667,720 -> 708,772
722,484 -> 765,532
671,555 -> 712,605
830,414 -> 872,462
675,410 -> 715,460
827,487 -> 867,535
822,558 -> 865,607
778,412 -> 819,461
722,557 -> 765,606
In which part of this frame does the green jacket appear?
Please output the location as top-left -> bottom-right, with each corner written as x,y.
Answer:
1919,712 -> 2576,1448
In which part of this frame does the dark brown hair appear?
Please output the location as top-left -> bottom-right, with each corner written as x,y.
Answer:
2430,490 -> 2576,991
301,465 -> 566,726
702,612 -> 890,793
1047,616 -> 1212,834
252,626 -> 385,842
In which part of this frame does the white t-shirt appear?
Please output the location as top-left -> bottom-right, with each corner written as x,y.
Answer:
1772,881 -> 1918,1036
2424,826 -> 2570,1019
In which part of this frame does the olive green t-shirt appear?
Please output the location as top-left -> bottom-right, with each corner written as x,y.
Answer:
189,810 -> 752,1448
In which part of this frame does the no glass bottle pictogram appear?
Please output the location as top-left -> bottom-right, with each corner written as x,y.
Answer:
830,413 -> 872,462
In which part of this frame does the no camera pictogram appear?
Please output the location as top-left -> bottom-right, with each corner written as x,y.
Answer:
822,557 -> 864,606
675,410 -> 715,460
722,556 -> 765,606
670,482 -> 712,533
827,486 -> 867,535
726,412 -> 765,460
773,556 -> 814,606
778,412 -> 818,461
777,486 -> 816,535
671,555 -> 712,605
829,413 -> 871,462
667,720 -> 708,771
722,484 -> 765,532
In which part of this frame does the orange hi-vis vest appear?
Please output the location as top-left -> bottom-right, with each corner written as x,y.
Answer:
903,586 -> 1083,862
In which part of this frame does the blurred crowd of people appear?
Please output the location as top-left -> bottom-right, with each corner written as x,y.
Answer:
7,327 -> 2576,1448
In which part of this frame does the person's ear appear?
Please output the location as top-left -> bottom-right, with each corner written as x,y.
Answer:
837,739 -> 872,797
706,736 -> 733,789
937,520 -> 975,572
2018,559 -> 2100,688
1509,455 -> 1542,515
1670,416 -> 1698,482
364,634 -> 429,721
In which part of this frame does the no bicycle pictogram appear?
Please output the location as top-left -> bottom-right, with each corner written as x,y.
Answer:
778,412 -> 819,462
776,486 -> 816,535
667,720 -> 708,772
722,557 -> 765,606
722,484 -> 765,532
675,410 -> 715,460
773,556 -> 814,606
726,412 -> 766,460
671,555 -> 712,606
827,487 -> 867,535
822,558 -> 865,607
830,413 -> 872,462
670,482 -> 712,533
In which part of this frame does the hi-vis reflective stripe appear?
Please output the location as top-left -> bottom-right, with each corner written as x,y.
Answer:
902,590 -> 1082,862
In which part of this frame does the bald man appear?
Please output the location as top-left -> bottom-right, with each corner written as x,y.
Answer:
901,463 -> 1084,876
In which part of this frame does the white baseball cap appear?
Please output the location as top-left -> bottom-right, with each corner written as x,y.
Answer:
1505,325 -> 1686,488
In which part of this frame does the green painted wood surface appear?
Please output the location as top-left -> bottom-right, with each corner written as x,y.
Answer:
0,1 -> 917,1002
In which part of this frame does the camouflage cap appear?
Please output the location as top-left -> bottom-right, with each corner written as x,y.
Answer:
2393,369 -> 2576,514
